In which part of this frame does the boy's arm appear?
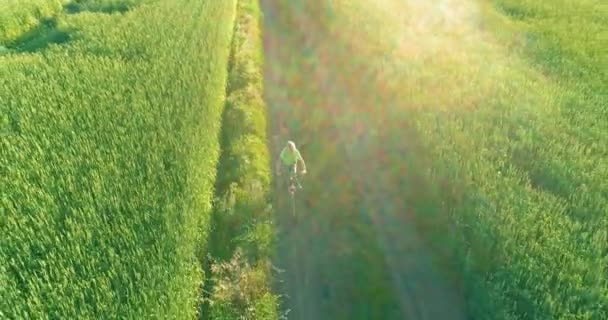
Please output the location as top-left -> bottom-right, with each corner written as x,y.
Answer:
298,152 -> 307,173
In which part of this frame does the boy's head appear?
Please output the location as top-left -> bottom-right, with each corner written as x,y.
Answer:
287,141 -> 296,151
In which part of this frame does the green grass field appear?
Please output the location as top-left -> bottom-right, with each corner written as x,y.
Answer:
1,0 -> 236,318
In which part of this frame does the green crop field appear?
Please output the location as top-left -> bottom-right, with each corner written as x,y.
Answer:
1,0 -> 237,318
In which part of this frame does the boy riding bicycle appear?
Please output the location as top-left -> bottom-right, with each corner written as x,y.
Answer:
276,141 -> 307,189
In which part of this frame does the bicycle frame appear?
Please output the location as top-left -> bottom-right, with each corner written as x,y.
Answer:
288,170 -> 298,195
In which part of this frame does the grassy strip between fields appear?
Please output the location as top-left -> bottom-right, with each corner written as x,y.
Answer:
203,0 -> 279,319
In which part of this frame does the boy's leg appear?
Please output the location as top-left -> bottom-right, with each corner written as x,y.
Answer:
284,164 -> 295,192
292,164 -> 302,188
285,164 -> 296,184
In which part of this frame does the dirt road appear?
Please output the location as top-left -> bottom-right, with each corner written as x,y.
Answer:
261,1 -> 472,319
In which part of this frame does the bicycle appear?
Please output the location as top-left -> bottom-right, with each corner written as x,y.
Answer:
277,166 -> 304,220
287,169 -> 301,195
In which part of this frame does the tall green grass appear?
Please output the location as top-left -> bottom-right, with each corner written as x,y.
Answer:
1,0 -> 236,318
205,0 -> 279,318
